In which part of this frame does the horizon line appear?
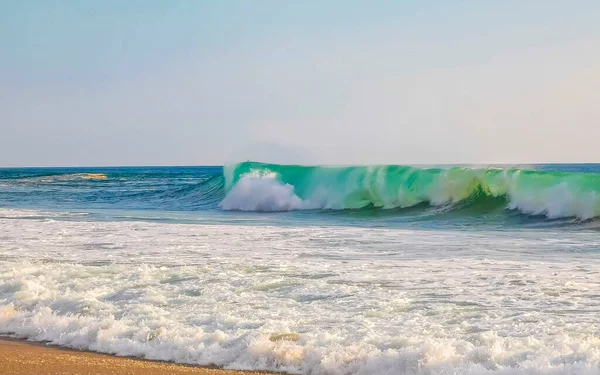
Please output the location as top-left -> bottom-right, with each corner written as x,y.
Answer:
1,161 -> 599,169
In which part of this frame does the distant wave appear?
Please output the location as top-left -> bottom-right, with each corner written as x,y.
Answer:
221,162 -> 600,220
9,172 -> 107,183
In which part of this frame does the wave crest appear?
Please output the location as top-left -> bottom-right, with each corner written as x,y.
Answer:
222,162 -> 600,219
220,171 -> 307,211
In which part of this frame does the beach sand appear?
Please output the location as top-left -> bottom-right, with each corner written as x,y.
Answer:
0,338 -> 273,375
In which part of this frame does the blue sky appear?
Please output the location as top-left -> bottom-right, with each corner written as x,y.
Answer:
2,1 -> 599,166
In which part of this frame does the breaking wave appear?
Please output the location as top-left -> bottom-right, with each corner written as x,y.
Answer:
221,162 -> 600,219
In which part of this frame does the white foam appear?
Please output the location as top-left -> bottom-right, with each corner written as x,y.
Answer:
2,211 -> 600,374
220,173 -> 307,211
508,182 -> 600,220
0,208 -> 89,219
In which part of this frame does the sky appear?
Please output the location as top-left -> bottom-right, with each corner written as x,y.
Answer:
1,1 -> 599,167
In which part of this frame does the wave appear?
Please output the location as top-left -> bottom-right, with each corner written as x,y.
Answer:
158,174 -> 226,210
221,162 -> 600,219
5,172 -> 108,183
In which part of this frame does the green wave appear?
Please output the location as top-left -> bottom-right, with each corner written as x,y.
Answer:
222,162 -> 600,219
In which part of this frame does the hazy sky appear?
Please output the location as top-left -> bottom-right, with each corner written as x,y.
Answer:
2,1 -> 599,166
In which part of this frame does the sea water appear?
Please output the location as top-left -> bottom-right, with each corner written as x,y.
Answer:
1,162 -> 600,374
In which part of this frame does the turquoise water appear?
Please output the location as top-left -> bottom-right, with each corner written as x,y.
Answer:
2,162 -> 600,374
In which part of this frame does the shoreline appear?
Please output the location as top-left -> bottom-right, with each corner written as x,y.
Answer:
0,337 -> 275,375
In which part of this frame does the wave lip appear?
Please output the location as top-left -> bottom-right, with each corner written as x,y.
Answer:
221,162 -> 600,219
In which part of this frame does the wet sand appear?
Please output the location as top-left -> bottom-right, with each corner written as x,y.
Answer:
0,338 -> 273,375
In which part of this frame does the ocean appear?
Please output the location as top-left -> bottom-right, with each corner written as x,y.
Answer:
1,162 -> 600,374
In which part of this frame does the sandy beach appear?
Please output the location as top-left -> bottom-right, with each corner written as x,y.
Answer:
0,338 -> 272,375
